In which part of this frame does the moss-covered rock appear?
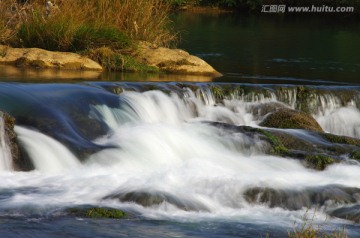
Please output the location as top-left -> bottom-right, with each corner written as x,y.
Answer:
322,133 -> 360,147
350,151 -> 360,161
259,108 -> 324,132
66,207 -> 126,219
304,154 -> 336,170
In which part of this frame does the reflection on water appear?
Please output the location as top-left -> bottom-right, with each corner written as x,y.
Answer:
173,13 -> 360,85
0,65 -> 215,83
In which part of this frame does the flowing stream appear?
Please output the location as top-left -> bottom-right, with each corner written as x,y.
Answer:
0,82 -> 359,237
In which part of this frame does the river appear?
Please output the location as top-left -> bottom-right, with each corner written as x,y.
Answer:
0,13 -> 359,238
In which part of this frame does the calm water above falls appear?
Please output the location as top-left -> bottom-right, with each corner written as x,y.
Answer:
174,13 -> 360,85
0,13 -> 359,238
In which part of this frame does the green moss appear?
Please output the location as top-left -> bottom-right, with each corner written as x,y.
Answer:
67,207 -> 126,219
257,129 -> 289,156
305,154 -> 336,170
323,133 -> 360,147
350,151 -> 360,161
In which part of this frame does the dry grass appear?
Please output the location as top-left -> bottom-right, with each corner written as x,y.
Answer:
0,0 -> 176,50
287,212 -> 348,238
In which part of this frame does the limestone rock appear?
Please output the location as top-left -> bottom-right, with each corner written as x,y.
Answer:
135,41 -> 222,77
0,45 -> 102,71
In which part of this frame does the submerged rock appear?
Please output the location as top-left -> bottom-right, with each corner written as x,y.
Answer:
66,207 -> 126,219
135,41 -> 222,77
0,45 -> 102,71
244,185 -> 360,211
259,108 -> 324,132
329,205 -> 360,223
207,122 -> 359,170
104,190 -> 209,212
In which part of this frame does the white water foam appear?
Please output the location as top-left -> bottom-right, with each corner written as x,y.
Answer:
15,126 -> 80,173
0,90 -> 359,228
0,116 -> 12,171
315,106 -> 360,139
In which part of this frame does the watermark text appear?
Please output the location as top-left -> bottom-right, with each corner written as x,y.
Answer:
261,5 -> 355,13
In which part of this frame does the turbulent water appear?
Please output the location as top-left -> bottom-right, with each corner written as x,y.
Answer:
0,82 -> 359,237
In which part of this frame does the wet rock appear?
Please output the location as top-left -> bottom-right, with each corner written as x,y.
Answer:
135,41 -> 222,77
244,185 -> 360,211
206,122 -> 358,170
259,108 -> 324,132
329,205 -> 360,223
104,190 -> 209,212
0,111 -> 33,171
0,45 -> 102,71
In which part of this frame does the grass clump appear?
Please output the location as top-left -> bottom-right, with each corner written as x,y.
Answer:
87,47 -> 158,72
288,211 -> 347,238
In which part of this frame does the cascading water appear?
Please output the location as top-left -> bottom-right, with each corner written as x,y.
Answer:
15,126 -> 80,173
0,83 -> 360,237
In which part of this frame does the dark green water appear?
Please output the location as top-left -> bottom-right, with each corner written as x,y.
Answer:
174,13 -> 360,85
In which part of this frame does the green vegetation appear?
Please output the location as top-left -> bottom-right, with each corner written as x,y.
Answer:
350,151 -> 360,161
288,212 -> 347,238
87,47 -> 159,72
260,130 -> 289,156
322,133 -> 360,147
304,154 -> 336,171
0,0 -> 175,71
67,207 -> 126,219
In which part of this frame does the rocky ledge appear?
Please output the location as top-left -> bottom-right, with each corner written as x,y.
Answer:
135,41 -> 222,77
0,45 -> 102,71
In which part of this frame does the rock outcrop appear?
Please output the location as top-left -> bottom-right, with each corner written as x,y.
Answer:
259,108 -> 324,132
135,41 -> 222,77
0,111 -> 34,171
0,45 -> 102,71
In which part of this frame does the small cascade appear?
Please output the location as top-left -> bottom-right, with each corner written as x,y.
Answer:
0,116 -> 12,171
15,126 -> 80,173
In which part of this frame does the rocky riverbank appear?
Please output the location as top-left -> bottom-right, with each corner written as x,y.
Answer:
0,44 -> 221,77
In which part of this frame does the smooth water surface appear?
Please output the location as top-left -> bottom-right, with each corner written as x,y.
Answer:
174,13 -> 360,84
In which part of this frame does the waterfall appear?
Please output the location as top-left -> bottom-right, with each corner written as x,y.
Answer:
15,126 -> 80,173
0,116 -> 12,171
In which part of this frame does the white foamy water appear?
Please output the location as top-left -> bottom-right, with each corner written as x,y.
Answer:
0,116 -> 12,171
0,89 -> 359,229
314,105 -> 360,139
15,126 -> 80,173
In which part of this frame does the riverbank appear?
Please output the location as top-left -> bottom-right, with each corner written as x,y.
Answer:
0,0 -> 221,77
0,44 -> 221,77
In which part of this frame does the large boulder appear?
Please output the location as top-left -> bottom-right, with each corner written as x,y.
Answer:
135,41 -> 222,77
0,45 -> 102,71
259,108 -> 324,132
